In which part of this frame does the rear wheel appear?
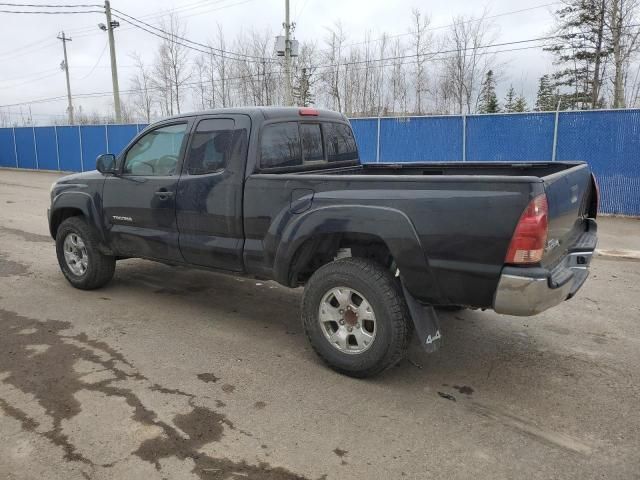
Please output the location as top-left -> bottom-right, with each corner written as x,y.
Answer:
55,217 -> 115,290
302,258 -> 412,378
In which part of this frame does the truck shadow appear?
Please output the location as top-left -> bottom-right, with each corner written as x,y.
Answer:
106,259 -> 593,399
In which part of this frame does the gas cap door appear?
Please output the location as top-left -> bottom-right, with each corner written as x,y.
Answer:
290,188 -> 315,214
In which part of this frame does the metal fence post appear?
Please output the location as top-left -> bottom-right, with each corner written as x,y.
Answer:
54,125 -> 61,171
78,125 -> 84,172
552,110 -> 560,161
32,126 -> 39,170
105,124 -> 110,153
12,127 -> 18,168
462,114 -> 467,162
376,117 -> 381,163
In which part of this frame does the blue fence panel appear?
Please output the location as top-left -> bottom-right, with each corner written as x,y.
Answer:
0,128 -> 16,168
14,127 -> 37,169
466,113 -> 556,161
380,116 -> 463,162
56,126 -> 82,172
557,110 -> 640,216
80,125 -> 108,172
349,118 -> 378,163
107,124 -> 138,156
2,114 -> 640,216
34,127 -> 58,170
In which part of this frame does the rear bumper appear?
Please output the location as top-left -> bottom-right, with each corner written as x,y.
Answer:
493,221 -> 597,316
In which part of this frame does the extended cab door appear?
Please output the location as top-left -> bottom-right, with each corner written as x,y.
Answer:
102,120 -> 191,261
175,114 -> 250,271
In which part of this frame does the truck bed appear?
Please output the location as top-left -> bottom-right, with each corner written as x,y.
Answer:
301,161 -> 582,178
245,161 -> 595,309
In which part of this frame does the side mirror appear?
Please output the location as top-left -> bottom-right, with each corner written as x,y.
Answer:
96,153 -> 117,174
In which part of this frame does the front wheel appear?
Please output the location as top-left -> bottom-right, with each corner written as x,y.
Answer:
55,217 -> 115,290
301,258 -> 412,378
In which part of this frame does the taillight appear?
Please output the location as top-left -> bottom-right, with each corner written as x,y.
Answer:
505,194 -> 549,264
589,173 -> 599,218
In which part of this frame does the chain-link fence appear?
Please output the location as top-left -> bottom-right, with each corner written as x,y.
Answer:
1,110 -> 639,215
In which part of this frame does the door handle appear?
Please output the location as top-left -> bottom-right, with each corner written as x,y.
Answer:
154,190 -> 175,199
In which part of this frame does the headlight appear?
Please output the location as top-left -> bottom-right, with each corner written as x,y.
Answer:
50,181 -> 57,198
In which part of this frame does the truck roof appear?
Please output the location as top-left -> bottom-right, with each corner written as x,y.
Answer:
159,106 -> 348,124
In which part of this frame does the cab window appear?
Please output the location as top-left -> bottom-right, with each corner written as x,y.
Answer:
123,123 -> 187,176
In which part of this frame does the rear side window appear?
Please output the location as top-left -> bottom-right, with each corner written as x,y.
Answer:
260,121 -> 357,170
260,122 -> 301,168
185,118 -> 236,175
326,123 -> 358,162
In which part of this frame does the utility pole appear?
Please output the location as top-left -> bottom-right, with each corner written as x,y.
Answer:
57,31 -> 74,125
103,0 -> 121,122
284,0 -> 292,106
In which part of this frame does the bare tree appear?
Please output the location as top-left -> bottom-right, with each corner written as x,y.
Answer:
608,0 -> 640,107
389,37 -> 408,114
156,13 -> 191,115
442,11 -> 498,114
129,52 -> 155,122
321,22 -> 347,111
410,9 -> 433,114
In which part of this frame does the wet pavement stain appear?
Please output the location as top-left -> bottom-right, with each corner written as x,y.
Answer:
0,226 -> 52,243
437,392 -> 457,402
333,448 -> 347,457
150,383 -> 195,398
197,373 -> 220,384
0,253 -> 29,277
333,448 -> 348,466
0,308 -> 310,480
453,385 -> 474,396
221,383 -> 236,393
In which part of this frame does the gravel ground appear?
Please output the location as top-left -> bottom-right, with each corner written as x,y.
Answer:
1,169 -> 639,480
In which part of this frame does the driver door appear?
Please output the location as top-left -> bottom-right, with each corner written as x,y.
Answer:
103,120 -> 191,262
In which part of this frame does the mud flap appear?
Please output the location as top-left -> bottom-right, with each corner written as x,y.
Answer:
401,282 -> 442,353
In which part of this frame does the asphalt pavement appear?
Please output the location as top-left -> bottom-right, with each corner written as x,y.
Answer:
1,169 -> 639,480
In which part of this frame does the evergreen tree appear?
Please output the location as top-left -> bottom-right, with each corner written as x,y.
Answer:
544,0 -> 609,109
293,68 -> 315,107
513,95 -> 528,112
535,75 -> 557,111
478,70 -> 499,113
504,85 -> 517,112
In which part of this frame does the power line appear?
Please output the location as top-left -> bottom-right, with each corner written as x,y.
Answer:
69,0 -> 254,38
339,2 -> 562,49
110,6 -> 274,63
76,40 -> 108,80
110,13 -> 275,64
0,8 -> 102,14
0,41 -> 559,109
0,2 -> 100,6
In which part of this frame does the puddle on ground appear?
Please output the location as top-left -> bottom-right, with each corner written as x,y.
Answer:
0,307 -> 309,479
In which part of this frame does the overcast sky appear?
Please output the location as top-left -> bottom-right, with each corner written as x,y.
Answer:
0,0 -> 558,123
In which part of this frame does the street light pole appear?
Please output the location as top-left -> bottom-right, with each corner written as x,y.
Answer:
104,0 -> 121,123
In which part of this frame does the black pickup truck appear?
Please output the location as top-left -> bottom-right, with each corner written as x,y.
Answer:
48,107 -> 598,377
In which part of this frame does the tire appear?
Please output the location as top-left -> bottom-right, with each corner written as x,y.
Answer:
301,257 -> 412,378
55,216 -> 115,290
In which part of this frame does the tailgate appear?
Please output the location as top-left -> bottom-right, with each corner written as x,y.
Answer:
542,163 -> 596,268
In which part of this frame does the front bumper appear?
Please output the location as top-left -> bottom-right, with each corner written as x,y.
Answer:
493,224 -> 597,316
